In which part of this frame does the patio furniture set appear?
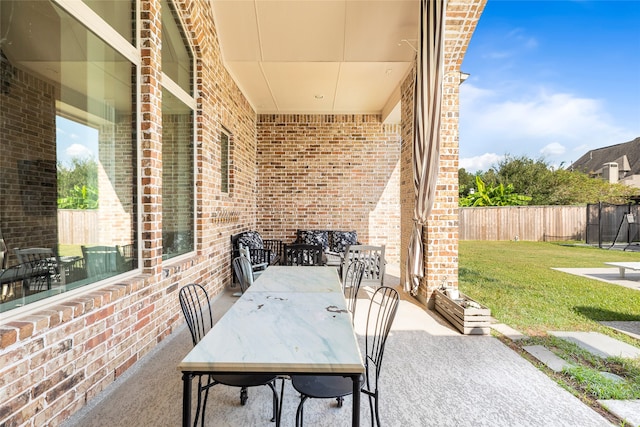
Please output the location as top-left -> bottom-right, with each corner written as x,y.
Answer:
230,229 -> 385,291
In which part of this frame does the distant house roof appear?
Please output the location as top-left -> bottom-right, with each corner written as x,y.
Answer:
570,137 -> 640,177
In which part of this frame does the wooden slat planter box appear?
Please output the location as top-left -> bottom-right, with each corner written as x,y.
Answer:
434,289 -> 491,335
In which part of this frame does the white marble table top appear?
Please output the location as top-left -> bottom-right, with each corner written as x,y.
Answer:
179,267 -> 363,375
247,265 -> 342,293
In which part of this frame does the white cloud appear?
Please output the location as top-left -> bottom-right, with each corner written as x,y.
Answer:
459,153 -> 502,173
459,83 -> 636,167
66,143 -> 93,159
540,142 -> 565,156
56,126 -> 80,141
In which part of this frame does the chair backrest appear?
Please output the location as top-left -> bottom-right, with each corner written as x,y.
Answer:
283,244 -> 323,266
232,256 -> 254,293
364,286 -> 399,389
116,243 -> 136,271
238,245 -> 251,261
342,259 -> 365,323
13,247 -> 58,290
14,247 -> 54,264
178,283 -> 213,347
82,245 -> 120,277
342,245 -> 385,287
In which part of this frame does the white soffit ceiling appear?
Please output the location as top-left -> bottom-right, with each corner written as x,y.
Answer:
210,0 -> 419,122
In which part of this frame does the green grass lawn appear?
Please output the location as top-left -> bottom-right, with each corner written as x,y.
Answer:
459,241 -> 640,336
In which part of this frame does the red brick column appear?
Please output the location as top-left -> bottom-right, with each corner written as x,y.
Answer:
140,0 -> 163,277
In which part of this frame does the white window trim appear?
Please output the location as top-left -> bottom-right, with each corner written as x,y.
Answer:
53,0 -> 139,66
161,74 -> 197,110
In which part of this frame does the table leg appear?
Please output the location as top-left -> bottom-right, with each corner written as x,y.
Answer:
182,372 -> 192,427
351,374 -> 360,426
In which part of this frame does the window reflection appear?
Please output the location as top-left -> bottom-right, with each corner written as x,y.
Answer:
161,0 -> 192,95
0,1 -> 137,313
162,89 -> 194,260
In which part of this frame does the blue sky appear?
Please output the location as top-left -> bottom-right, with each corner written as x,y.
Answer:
56,116 -> 98,166
459,0 -> 640,173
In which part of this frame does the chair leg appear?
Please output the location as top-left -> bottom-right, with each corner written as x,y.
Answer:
368,393 -> 376,427
295,395 -> 309,427
194,374 -> 212,427
266,380 -> 280,424
240,386 -> 248,405
365,389 -> 382,427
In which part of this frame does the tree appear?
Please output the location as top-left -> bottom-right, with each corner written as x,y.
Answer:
458,168 -> 478,197
547,169 -> 637,205
57,158 -> 99,209
494,155 -> 554,205
459,154 -> 638,206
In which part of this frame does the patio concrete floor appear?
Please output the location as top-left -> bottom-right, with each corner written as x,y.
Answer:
62,266 -> 616,427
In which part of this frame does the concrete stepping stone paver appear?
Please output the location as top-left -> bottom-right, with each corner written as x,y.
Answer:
491,323 -> 529,341
598,399 -> 640,427
600,371 -> 624,383
600,321 -> 640,341
523,345 -> 575,373
549,331 -> 640,359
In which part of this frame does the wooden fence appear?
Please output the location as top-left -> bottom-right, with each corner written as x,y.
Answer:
61,206 -> 586,243
58,210 -> 99,245
459,205 -> 587,241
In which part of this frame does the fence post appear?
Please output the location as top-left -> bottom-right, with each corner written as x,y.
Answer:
598,202 -> 603,248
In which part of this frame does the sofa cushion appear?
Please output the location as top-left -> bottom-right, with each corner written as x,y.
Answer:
330,230 -> 358,253
237,231 -> 264,250
297,230 -> 329,250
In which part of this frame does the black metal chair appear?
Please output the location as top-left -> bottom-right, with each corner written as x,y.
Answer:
178,284 -> 281,427
232,256 -> 254,295
343,259 -> 366,324
290,286 -> 399,427
13,247 -> 60,291
283,244 -> 323,266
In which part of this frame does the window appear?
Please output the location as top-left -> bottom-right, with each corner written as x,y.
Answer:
221,130 -> 230,193
161,90 -> 194,259
0,0 -> 137,314
161,0 -> 195,260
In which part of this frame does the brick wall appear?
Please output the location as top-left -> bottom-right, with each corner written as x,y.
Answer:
0,67 -> 58,261
256,114 -> 402,263
97,116 -> 136,245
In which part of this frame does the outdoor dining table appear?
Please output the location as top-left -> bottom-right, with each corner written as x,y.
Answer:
178,266 -> 365,426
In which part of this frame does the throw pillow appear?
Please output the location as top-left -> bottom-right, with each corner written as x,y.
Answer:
237,231 -> 264,250
330,230 -> 358,253
297,230 -> 329,250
